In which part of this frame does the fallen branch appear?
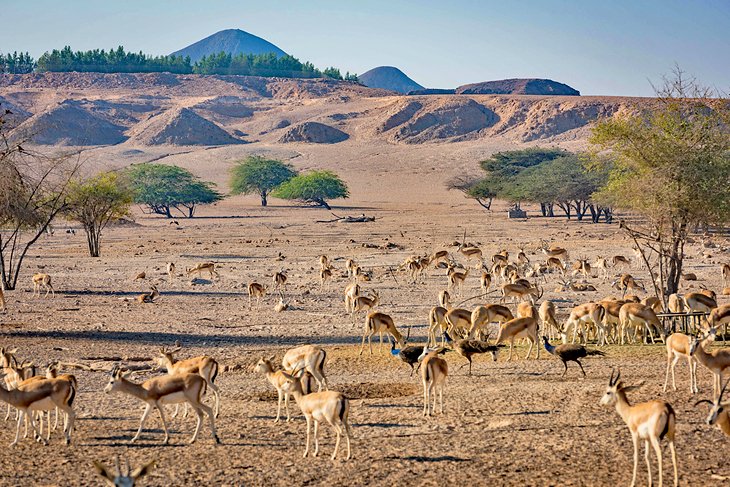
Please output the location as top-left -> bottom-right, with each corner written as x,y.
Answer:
316,212 -> 375,223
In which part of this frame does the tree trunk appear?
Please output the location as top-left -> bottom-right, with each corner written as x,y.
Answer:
540,203 -> 547,217
85,224 -> 100,258
261,191 -> 268,207
589,204 -> 598,223
165,206 -> 172,218
547,203 -> 554,217
317,199 -> 331,210
665,231 -> 685,295
188,205 -> 195,218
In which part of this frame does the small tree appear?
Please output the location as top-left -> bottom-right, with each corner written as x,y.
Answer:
64,172 -> 133,257
229,156 -> 297,206
446,176 -> 495,210
272,170 -> 349,210
590,68 -> 730,298
125,163 -> 223,218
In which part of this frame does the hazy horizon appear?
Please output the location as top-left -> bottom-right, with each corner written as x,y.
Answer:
4,0 -> 729,97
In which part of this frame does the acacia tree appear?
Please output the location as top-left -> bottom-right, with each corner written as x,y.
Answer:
64,172 -> 133,257
590,69 -> 730,299
0,107 -> 81,289
125,163 -> 223,218
229,156 -> 297,206
446,175 -> 495,210
272,170 -> 349,210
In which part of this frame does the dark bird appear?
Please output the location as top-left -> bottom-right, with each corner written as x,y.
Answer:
389,337 -> 446,376
169,220 -> 179,225
542,336 -> 605,377
453,339 -> 500,375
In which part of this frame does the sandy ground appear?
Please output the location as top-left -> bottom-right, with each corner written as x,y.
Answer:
0,184 -> 729,487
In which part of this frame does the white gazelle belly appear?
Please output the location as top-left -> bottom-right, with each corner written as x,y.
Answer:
159,392 -> 187,405
28,397 -> 56,412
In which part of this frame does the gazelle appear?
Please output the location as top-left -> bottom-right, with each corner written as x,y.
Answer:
343,282 -> 360,313
723,263 -> 730,286
445,307 -> 474,339
351,290 -> 380,319
421,350 -> 448,416
571,258 -> 591,279
0,375 -> 76,446
667,294 -> 685,313
546,257 -> 566,274
641,296 -> 663,314
319,255 -> 330,270
663,333 -> 698,394
166,262 -> 176,283
539,300 -> 560,340
273,271 -> 287,294
320,267 -> 333,291
248,282 -> 267,308
282,345 -> 328,391
593,256 -> 610,280
612,255 -> 631,270
94,457 -> 156,487
186,262 -> 219,279
480,271 -> 491,295
690,328 -> 730,397
136,286 -> 159,304
458,243 -> 483,268
360,311 -> 406,355
695,379 -> 730,437
557,278 -> 596,293
468,304 -> 514,339
438,289 -> 450,308
255,356 -> 307,423
565,302 -> 606,345
500,282 -> 542,304
158,345 -> 221,418
539,240 -> 569,262
32,273 -> 54,297
495,316 -> 539,360
612,274 -> 645,296
599,299 -> 625,344
517,301 -> 538,320
619,302 -> 665,345
104,365 -> 220,444
600,369 -> 678,487
428,306 -> 449,346
516,248 -> 530,268
280,369 -> 351,460
709,304 -> 730,343
345,259 -> 358,279
448,267 -> 469,295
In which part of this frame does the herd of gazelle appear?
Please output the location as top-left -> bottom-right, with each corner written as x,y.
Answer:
4,243 -> 730,484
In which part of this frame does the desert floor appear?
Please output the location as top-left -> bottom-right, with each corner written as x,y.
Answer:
0,185 -> 728,487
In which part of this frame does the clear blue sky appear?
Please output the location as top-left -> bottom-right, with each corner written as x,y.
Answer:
4,0 -> 729,96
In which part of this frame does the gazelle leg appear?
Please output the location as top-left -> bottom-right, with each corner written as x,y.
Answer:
439,385 -> 444,414
650,437 -> 663,487
630,433 -> 639,487
132,403 -> 152,442
171,404 -> 180,419
423,380 -> 429,416
331,422 -> 341,460
208,381 -> 221,417
312,420 -> 320,457
668,440 -> 678,487
195,401 -> 219,443
27,411 -> 45,445
285,392 -> 292,422
303,415 -> 312,457
275,390 -> 283,423
644,440 -> 653,487
156,405 -> 170,444
189,406 -> 204,444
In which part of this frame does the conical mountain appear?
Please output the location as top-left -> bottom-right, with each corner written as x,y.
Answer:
171,29 -> 287,62
358,66 -> 424,94
129,107 -> 242,146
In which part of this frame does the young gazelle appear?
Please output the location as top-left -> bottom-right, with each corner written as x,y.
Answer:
663,333 -> 698,394
282,345 -> 329,391
360,312 -> 406,355
186,262 -> 219,279
280,369 -> 352,460
158,346 -> 221,418
495,316 -> 540,361
248,282 -> 267,308
273,271 -> 287,295
254,356 -> 300,423
32,273 -> 54,298
0,375 -> 76,446
421,350 -> 448,416
601,369 -> 678,487
690,328 -> 730,398
94,457 -> 156,487
351,290 -> 380,320
447,267 -> 469,295
104,365 -> 220,444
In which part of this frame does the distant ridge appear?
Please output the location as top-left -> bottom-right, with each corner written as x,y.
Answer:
171,29 -> 287,62
456,78 -> 580,96
359,66 -> 424,94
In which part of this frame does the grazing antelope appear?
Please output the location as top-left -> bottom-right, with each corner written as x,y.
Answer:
546,257 -> 567,275
599,299 -> 626,344
104,365 -> 220,444
430,250 -> 449,266
320,267 -> 333,291
663,333 -> 698,394
428,306 -> 449,346
186,262 -> 219,279
709,304 -> 730,343
421,351 -> 448,416
248,282 -> 267,308
344,282 -> 360,313
685,291 -> 718,334
32,273 -> 54,298
166,262 -> 175,283
690,328 -> 730,397
539,240 -> 569,262
438,289 -> 450,308
601,369 -> 678,487
468,304 -> 514,339
495,317 -> 539,360
280,369 -> 351,460
360,312 -> 406,355
539,300 -> 561,340
565,303 -> 606,345
480,271 -> 491,295
94,457 -> 156,487
448,267 -> 469,295
273,271 -> 287,294
351,290 -> 380,319
0,375 -> 76,446
695,379 -> 730,437
445,307 -> 474,339
593,256 -> 610,280
612,255 -> 631,270
619,302 -> 665,345
458,243 -> 483,268
612,274 -> 645,296
500,282 -> 542,304
136,286 -> 159,304
158,346 -> 221,418
282,345 -> 328,391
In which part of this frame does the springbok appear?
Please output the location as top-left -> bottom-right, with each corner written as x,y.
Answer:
158,345 -> 221,418
282,345 -> 328,391
186,262 -> 219,279
601,369 -> 678,487
663,333 -> 698,394
495,316 -> 539,360
421,350 -> 448,416
32,273 -> 54,298
360,312 -> 406,355
104,365 -> 220,444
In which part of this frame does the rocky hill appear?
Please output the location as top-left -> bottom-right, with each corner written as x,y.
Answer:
359,66 -> 424,94
456,78 -> 580,96
171,29 -> 287,62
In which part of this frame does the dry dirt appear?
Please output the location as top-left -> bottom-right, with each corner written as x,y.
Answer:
1,190 -> 729,486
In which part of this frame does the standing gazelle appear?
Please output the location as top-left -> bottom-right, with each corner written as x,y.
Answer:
158,345 -> 221,418
104,365 -> 220,444
663,333 -> 698,394
280,369 -> 351,460
186,262 -> 219,279
248,282 -> 267,308
360,312 -> 406,355
32,273 -> 55,298
421,350 -> 448,416
601,369 -> 678,487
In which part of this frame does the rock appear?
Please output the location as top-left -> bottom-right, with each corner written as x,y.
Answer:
279,121 -> 349,144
